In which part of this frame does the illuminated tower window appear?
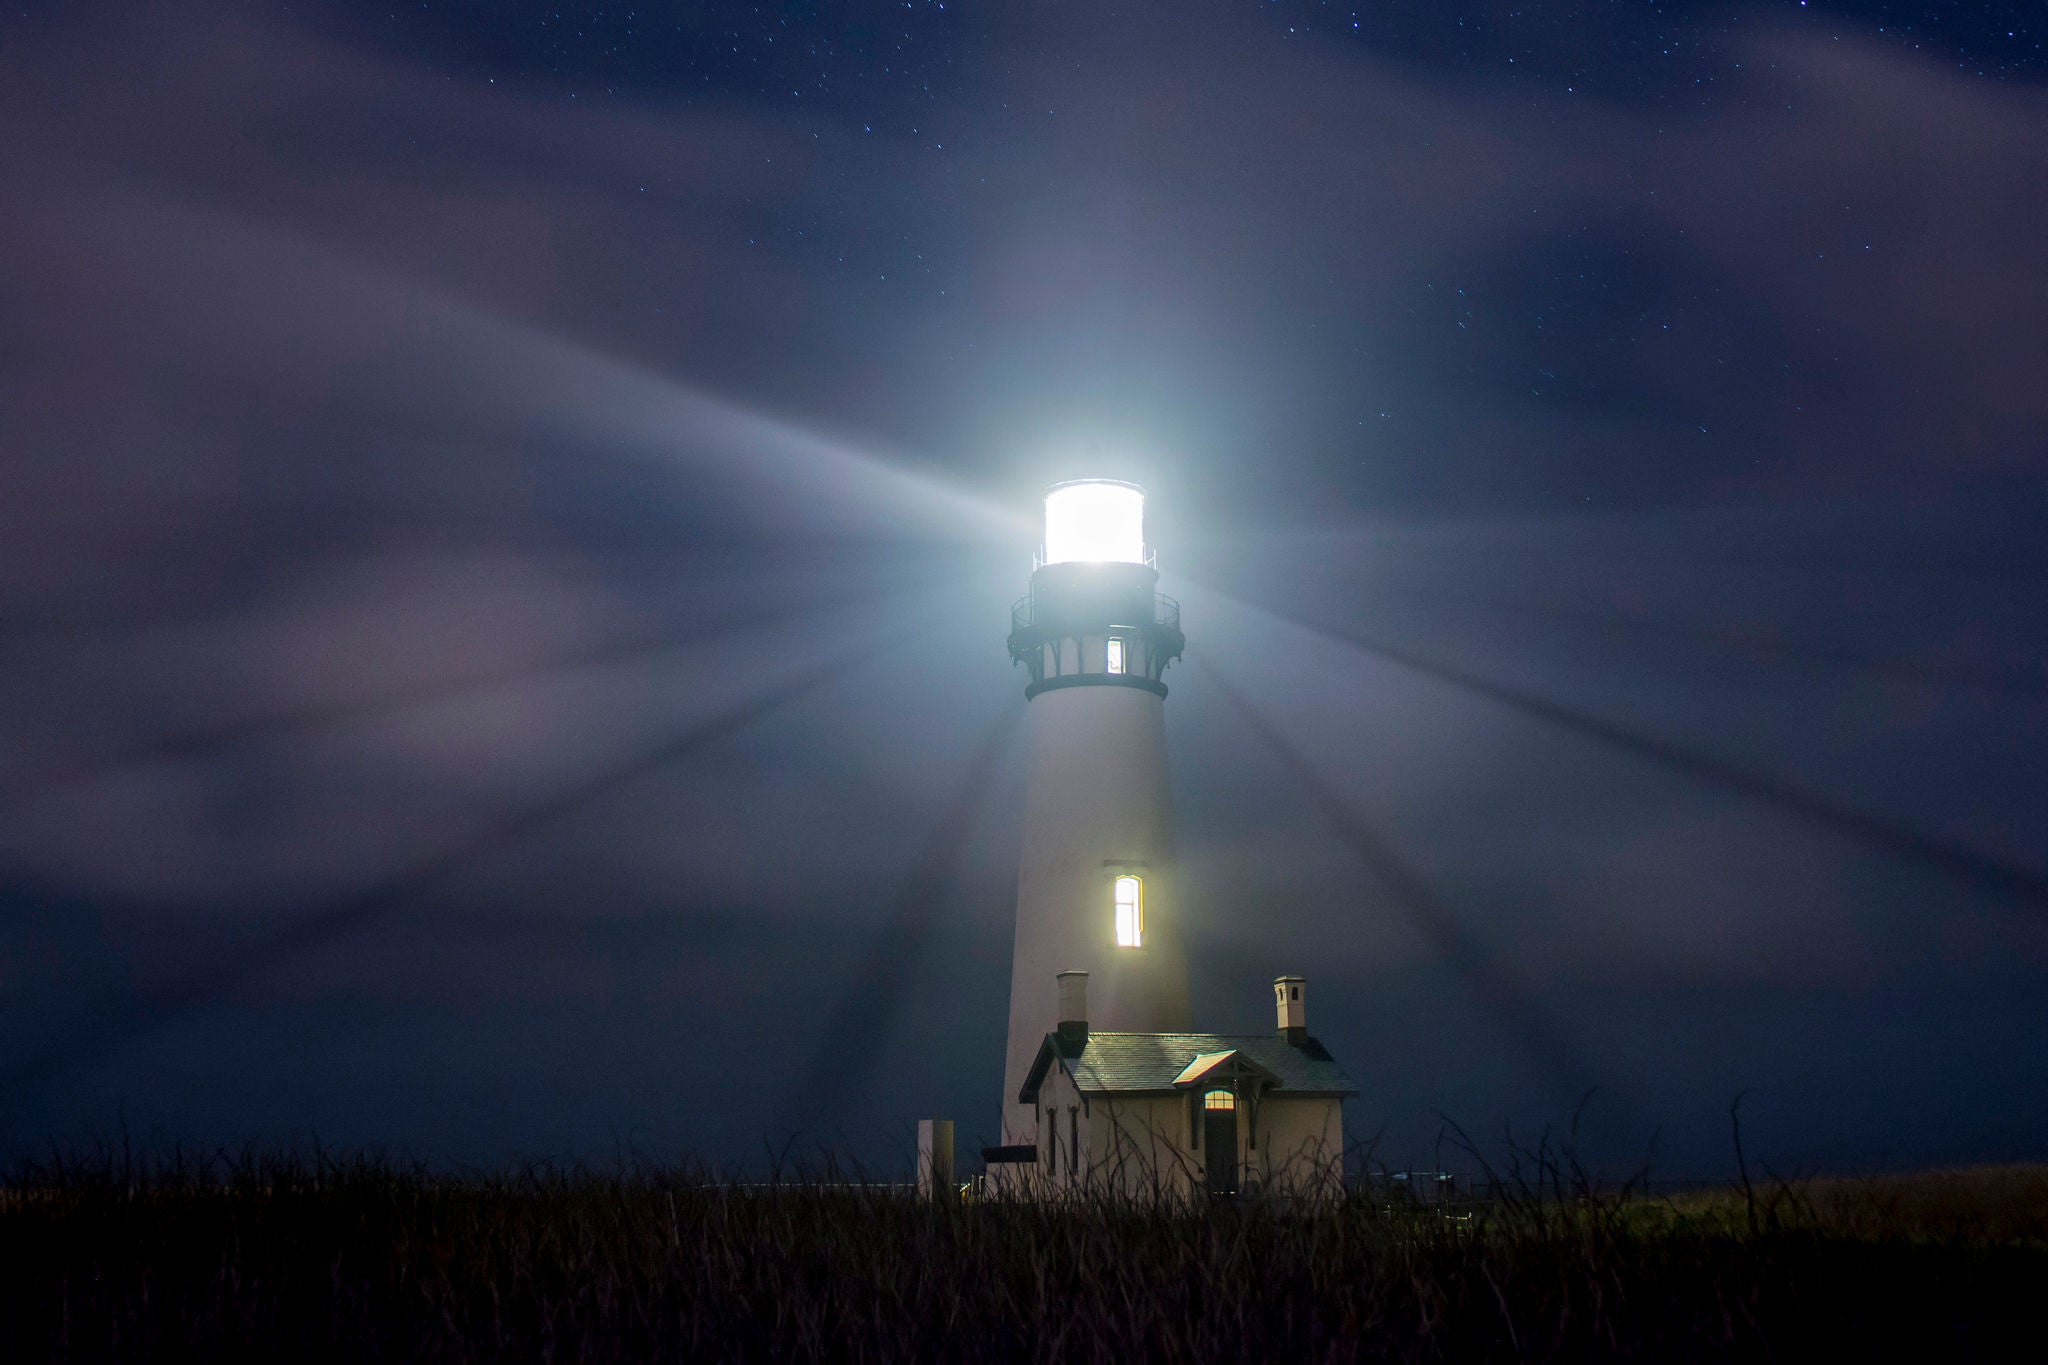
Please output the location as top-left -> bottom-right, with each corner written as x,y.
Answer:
1203,1090 -> 1235,1110
1105,637 -> 1126,675
1113,874 -> 1143,948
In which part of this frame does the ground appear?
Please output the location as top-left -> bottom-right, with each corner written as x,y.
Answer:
2,1157 -> 2042,1360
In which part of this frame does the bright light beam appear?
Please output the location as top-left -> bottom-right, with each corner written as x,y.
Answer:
0,615 -> 929,1105
0,571 -> 927,812
1196,657 -> 1599,1110
1208,585 -> 2048,912
20,180 -> 1030,546
1389,579 -> 2048,698
778,708 -> 1020,1137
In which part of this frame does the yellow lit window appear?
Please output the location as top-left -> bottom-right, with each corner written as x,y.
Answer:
1113,875 -> 1143,948
1204,1090 -> 1235,1110
1105,637 -> 1126,675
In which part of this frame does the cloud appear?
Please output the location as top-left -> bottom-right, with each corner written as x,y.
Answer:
0,1 -> 2042,1172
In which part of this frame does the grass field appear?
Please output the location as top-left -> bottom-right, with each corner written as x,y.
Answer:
2,1152 -> 2042,1361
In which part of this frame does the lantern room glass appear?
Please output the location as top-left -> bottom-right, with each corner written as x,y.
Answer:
1043,481 -> 1145,565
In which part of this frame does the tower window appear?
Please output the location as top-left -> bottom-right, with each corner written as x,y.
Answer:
1204,1090 -> 1235,1110
1113,875 -> 1143,948
1105,637 -> 1126,675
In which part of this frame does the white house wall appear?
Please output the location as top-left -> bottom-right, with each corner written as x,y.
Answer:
1092,1095 -> 1202,1200
1022,1073 -> 1345,1204
1249,1096 -> 1346,1200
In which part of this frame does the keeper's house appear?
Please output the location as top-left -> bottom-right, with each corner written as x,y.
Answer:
1011,970 -> 1356,1200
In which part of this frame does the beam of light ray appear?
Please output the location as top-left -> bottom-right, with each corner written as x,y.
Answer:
12,178 -> 1028,543
776,708 -> 1021,1139
0,572 -> 930,812
1207,586 -> 2048,912
1321,577 -> 2048,699
1194,658 -> 1599,1109
1208,517 -> 2048,584
0,619 -> 926,1105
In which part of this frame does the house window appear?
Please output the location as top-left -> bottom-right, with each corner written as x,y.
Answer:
1113,875 -> 1143,948
1105,637 -> 1126,675
1068,1107 -> 1079,1176
1204,1089 -> 1235,1110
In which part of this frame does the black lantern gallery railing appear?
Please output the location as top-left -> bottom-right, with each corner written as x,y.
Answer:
1011,591 -> 1180,636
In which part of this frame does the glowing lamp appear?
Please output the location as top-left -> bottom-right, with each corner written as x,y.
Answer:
1042,479 -> 1145,565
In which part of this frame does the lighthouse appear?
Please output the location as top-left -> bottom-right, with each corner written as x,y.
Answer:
999,480 -> 1191,1145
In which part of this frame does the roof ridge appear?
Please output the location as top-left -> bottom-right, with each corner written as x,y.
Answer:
1085,1031 -> 1288,1037
1046,1028 -> 1358,1099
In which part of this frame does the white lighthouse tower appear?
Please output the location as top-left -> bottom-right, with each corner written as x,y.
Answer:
999,480 -> 1191,1144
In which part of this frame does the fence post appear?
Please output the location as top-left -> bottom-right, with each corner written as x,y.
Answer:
917,1120 -> 955,1201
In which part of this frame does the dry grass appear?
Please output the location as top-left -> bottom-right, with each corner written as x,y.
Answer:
0,1151 -> 2042,1361
1649,1164 -> 2048,1245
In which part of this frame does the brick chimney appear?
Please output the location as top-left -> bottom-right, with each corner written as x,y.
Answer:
1056,970 -> 1089,1045
1275,975 -> 1307,1046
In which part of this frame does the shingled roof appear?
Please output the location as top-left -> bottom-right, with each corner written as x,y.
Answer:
1019,1031 -> 1357,1105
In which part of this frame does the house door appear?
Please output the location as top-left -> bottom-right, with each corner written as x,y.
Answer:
1202,1090 -> 1237,1195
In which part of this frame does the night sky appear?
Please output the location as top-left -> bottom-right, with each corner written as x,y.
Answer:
2,0 -> 2044,1178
